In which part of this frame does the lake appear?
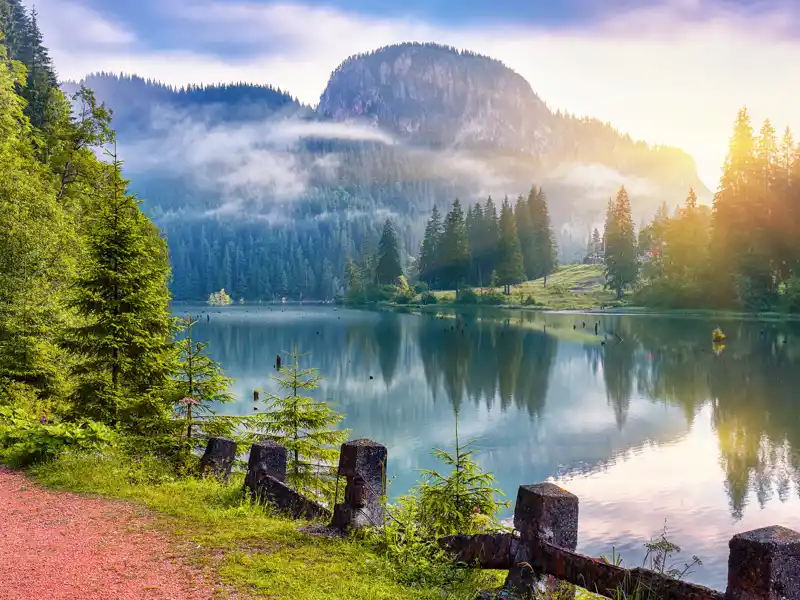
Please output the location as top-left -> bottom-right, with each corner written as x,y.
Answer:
176,303 -> 800,590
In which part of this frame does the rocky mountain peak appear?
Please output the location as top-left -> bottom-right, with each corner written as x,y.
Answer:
317,42 -> 553,153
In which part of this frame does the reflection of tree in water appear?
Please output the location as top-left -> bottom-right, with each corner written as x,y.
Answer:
620,316 -> 800,519
374,314 -> 401,386
415,313 -> 558,418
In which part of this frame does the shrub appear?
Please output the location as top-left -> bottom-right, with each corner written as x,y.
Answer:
420,292 -> 438,305
394,294 -> 411,305
456,288 -> 478,304
413,282 -> 429,294
480,291 -> 507,305
0,406 -> 116,467
523,294 -> 536,306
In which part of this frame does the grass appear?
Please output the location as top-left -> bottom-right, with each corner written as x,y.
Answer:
27,451 -> 492,600
428,264 -> 621,311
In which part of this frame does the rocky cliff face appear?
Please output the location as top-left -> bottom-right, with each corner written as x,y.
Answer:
318,43 -> 554,154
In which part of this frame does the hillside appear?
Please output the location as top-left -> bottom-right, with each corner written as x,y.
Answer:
61,43 -> 711,301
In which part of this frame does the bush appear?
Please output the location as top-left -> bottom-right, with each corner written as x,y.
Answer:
456,288 -> 478,304
782,277 -> 800,313
413,282 -> 429,294
523,294 -> 536,306
480,291 -> 507,305
394,294 -> 411,305
0,406 -> 116,467
420,292 -> 438,305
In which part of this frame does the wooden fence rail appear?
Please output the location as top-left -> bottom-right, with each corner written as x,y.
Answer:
441,483 -> 800,600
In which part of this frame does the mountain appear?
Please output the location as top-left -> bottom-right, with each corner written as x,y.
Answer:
61,43 -> 710,301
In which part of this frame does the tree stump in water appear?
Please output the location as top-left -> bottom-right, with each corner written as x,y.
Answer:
200,437 -> 237,481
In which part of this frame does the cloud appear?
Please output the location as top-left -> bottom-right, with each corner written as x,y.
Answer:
121,105 -> 397,216
36,0 -> 800,191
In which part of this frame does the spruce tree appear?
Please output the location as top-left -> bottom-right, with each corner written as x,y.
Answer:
252,347 -> 349,499
515,193 -> 533,278
419,206 -> 443,288
174,314 -> 233,439
591,228 -> 602,261
440,199 -> 470,293
66,143 -> 175,424
496,198 -> 525,294
467,202 -> 484,285
375,218 -> 403,284
603,186 -> 639,299
481,196 -> 500,283
528,187 -> 558,286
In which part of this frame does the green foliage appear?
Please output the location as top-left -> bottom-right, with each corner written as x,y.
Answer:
481,291 -> 507,305
419,205 -> 444,287
207,288 -> 232,305
456,287 -> 479,304
0,405 -> 116,466
368,413 -> 507,592
249,347 -> 349,501
64,143 -> 176,426
604,186 -> 639,299
420,291 -> 438,305
173,314 -> 234,440
376,218 -> 404,284
440,199 -> 470,289
413,281 -> 429,294
496,197 -> 525,293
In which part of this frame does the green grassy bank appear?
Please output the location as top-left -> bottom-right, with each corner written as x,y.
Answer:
26,452 -> 499,600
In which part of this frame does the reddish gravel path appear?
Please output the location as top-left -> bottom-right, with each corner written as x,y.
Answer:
0,467 -> 216,600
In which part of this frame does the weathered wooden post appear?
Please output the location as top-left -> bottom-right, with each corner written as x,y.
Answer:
200,437 -> 237,481
506,483 -> 579,595
726,525 -> 800,600
331,439 -> 387,531
244,441 -> 287,498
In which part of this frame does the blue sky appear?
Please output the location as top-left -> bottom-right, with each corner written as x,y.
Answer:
32,0 -> 800,189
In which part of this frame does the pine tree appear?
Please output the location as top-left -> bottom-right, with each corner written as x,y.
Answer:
252,347 -> 349,499
66,143 -> 175,424
496,198 -> 525,294
174,314 -> 233,439
515,192 -> 533,278
419,206 -> 443,288
711,107 -> 758,306
528,186 -> 558,286
440,199 -> 470,293
604,186 -> 639,299
591,228 -> 602,261
467,202 -> 484,285
480,196 -> 500,285
375,218 -> 403,284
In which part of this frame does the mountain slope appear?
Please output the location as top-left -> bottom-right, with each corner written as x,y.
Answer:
61,43 -> 710,301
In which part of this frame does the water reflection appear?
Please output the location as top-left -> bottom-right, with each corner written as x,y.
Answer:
177,304 -> 800,589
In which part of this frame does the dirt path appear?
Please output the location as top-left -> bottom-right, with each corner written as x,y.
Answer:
0,467 -> 216,600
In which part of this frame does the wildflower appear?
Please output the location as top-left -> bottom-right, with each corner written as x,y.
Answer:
40,415 -> 47,424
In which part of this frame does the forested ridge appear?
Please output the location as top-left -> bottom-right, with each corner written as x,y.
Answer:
60,47 -> 707,302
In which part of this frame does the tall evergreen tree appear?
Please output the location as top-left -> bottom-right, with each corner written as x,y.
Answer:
515,192 -> 533,278
604,186 -> 639,299
418,205 -> 443,288
440,199 -> 470,293
481,196 -> 500,285
496,197 -> 525,294
375,218 -> 403,284
467,202 -> 484,285
528,186 -> 558,286
65,143 -> 175,424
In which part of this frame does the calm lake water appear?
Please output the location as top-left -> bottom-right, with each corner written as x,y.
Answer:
176,303 -> 800,590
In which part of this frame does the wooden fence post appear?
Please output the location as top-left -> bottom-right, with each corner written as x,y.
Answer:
331,439 -> 387,531
200,437 -> 237,481
244,441 -> 287,498
726,525 -> 800,600
506,483 -> 579,594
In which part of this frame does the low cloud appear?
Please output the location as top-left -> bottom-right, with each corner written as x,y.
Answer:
121,106 -> 396,216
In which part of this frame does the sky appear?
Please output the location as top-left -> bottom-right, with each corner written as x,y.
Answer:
33,0 -> 800,191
